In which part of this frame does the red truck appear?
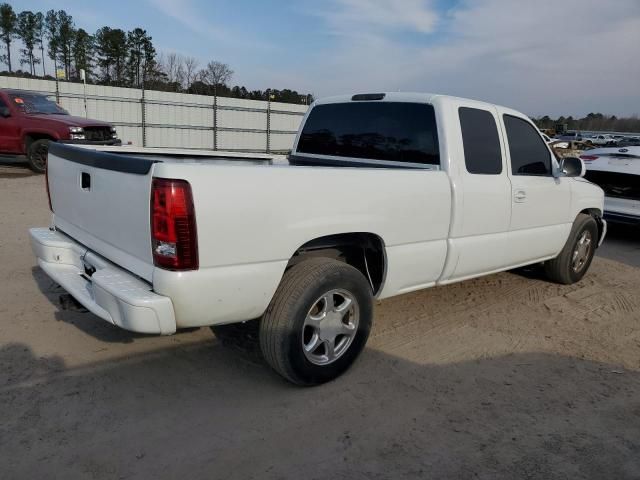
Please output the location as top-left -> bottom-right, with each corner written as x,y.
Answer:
0,89 -> 121,173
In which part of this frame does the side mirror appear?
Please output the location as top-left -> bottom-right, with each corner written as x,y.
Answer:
0,106 -> 10,118
560,156 -> 585,177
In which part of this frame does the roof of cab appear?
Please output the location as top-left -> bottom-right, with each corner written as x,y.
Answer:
314,92 -> 439,105
313,91 -> 518,113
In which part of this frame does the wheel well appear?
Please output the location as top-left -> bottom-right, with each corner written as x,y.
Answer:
288,233 -> 386,295
24,133 -> 55,152
580,208 -> 605,245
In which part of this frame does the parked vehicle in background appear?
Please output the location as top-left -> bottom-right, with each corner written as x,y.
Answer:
0,89 -> 120,173
582,146 -> 640,224
30,92 -> 606,385
541,133 -> 554,143
584,134 -> 616,146
616,136 -> 640,147
555,131 -> 584,142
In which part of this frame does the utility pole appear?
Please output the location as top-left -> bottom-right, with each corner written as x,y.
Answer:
266,89 -> 272,153
80,69 -> 87,118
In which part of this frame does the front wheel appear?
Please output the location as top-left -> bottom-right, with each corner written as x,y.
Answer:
27,139 -> 50,174
544,214 -> 598,284
260,258 -> 373,385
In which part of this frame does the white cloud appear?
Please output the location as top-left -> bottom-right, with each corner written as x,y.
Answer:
296,0 -> 640,117
146,0 -> 274,54
318,0 -> 439,35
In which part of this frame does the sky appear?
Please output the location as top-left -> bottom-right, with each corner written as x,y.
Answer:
9,0 -> 640,117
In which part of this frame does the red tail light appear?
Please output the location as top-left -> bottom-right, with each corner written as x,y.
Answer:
580,155 -> 598,162
45,159 -> 53,212
151,178 -> 198,270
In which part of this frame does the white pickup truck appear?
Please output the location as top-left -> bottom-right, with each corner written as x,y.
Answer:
31,92 -> 606,385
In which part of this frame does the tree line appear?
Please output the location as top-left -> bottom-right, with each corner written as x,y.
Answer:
0,3 -> 313,104
533,113 -> 640,134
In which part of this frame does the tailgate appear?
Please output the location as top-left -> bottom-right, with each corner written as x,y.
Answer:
47,143 -> 157,281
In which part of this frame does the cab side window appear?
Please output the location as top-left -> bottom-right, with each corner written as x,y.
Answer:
459,107 -> 502,174
504,115 -> 552,176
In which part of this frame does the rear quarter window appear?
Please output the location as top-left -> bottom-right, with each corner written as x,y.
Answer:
458,107 -> 502,175
296,102 -> 440,167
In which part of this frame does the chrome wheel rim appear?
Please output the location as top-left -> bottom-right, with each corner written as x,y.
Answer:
302,289 -> 359,366
572,230 -> 592,273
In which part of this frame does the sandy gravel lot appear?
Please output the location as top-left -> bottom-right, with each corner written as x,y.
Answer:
1,160 -> 639,479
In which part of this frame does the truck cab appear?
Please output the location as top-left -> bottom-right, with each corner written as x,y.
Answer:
0,89 -> 121,173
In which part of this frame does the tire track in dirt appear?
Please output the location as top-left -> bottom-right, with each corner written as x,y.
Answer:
370,258 -> 640,368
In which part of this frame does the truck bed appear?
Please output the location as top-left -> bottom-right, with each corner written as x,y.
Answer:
45,142 -> 452,327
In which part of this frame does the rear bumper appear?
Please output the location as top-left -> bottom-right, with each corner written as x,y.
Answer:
30,227 -> 176,335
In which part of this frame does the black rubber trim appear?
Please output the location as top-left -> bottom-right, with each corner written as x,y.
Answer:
49,142 -> 159,175
288,154 -> 433,169
603,212 -> 640,225
60,139 -> 122,146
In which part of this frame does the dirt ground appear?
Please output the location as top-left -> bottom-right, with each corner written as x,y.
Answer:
1,160 -> 639,479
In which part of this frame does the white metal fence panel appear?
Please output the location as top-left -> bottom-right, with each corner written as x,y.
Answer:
0,76 -> 307,153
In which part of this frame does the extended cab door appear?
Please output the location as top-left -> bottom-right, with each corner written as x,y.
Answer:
499,111 -> 572,262
442,100 -> 513,282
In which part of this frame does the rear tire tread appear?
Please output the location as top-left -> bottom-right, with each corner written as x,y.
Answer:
260,258 -> 369,385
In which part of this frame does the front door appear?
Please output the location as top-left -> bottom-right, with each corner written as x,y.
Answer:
500,112 -> 572,263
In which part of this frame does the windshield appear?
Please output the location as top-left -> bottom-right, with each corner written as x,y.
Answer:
9,93 -> 68,115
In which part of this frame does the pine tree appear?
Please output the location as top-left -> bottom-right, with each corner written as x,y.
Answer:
0,3 -> 17,72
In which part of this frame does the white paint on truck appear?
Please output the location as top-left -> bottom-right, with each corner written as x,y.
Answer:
31,92 -> 605,336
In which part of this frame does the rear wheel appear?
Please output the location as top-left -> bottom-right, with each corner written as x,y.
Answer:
544,214 -> 598,284
260,258 -> 373,385
27,139 -> 50,174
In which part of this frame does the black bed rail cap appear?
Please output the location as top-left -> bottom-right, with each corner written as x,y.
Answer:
48,142 -> 159,175
351,93 -> 386,101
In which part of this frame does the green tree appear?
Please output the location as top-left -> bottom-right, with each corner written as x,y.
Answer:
57,11 -> 75,79
126,28 -> 158,87
33,11 -> 45,76
0,3 -> 17,72
72,28 -> 93,80
95,26 -> 128,85
45,10 -> 60,76
17,11 -> 41,75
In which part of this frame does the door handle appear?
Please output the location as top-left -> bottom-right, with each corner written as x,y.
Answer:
514,190 -> 526,202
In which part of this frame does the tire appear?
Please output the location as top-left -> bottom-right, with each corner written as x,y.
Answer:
544,213 -> 598,284
27,139 -> 50,174
260,258 -> 373,386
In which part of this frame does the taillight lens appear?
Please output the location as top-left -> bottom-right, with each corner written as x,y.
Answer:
151,178 -> 198,270
45,159 -> 53,212
580,155 -> 598,162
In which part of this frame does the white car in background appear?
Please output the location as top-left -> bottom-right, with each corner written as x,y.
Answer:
584,134 -> 617,146
582,146 -> 640,224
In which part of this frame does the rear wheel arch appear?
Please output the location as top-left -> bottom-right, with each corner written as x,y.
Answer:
287,232 -> 387,296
